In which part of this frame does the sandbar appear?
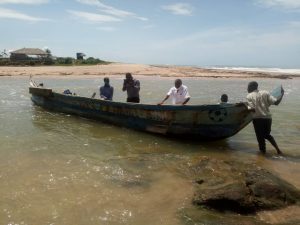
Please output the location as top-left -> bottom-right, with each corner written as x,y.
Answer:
0,63 -> 299,79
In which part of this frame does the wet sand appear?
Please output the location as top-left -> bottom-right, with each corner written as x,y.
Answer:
0,63 -> 299,79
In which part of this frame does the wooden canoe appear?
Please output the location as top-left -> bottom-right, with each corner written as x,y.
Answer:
29,85 -> 253,140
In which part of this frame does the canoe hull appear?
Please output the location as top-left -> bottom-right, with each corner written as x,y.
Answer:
30,87 -> 252,140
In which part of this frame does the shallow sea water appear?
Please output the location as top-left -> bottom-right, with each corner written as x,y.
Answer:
0,76 -> 299,225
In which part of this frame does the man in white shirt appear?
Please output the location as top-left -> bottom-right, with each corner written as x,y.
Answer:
159,79 -> 190,105
246,81 -> 284,155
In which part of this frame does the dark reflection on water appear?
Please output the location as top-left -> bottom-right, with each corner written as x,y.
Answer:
0,76 -> 299,224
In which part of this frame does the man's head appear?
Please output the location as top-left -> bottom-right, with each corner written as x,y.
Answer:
175,79 -> 182,89
221,94 -> 228,103
247,81 -> 258,93
125,73 -> 133,80
104,77 -> 109,84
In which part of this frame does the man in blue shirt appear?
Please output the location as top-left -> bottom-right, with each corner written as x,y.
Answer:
100,77 -> 114,101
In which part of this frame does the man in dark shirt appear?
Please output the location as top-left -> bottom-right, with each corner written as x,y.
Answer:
100,77 -> 114,100
220,94 -> 228,104
122,73 -> 140,103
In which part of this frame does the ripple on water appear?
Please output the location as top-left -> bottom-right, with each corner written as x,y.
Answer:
0,77 -> 300,224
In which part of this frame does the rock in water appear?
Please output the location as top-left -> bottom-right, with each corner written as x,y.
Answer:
244,169 -> 299,210
190,158 -> 300,214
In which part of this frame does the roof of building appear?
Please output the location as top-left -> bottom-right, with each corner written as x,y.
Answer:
10,48 -> 48,55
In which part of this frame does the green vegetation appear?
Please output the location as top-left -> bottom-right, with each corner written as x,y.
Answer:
56,57 -> 110,66
0,47 -> 110,66
0,57 -> 111,66
75,57 -> 110,65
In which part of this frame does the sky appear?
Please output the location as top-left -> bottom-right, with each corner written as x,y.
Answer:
0,0 -> 300,68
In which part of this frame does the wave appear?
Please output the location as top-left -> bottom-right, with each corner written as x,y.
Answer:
207,66 -> 300,75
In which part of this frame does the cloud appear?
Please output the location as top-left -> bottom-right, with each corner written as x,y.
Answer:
147,26 -> 300,66
0,0 -> 49,4
97,26 -> 116,31
76,0 -> 148,21
0,7 -> 49,21
162,3 -> 193,15
288,20 -> 300,27
256,0 -> 300,9
142,24 -> 156,29
67,10 -> 121,23
151,26 -> 300,55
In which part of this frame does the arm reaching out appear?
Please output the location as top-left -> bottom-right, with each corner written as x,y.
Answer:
274,87 -> 284,105
182,97 -> 190,105
158,95 -> 170,105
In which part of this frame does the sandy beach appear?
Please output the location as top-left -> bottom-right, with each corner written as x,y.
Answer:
1,63 -> 299,79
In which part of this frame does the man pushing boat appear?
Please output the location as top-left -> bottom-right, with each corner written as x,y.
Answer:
246,81 -> 284,155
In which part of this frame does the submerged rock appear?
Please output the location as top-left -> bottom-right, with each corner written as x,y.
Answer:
189,157 -> 300,214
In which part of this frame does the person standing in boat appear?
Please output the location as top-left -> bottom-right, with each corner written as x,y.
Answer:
246,81 -> 284,155
122,73 -> 140,103
220,94 -> 229,104
100,77 -> 114,100
158,79 -> 190,105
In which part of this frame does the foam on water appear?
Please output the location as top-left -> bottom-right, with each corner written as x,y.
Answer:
208,66 -> 300,74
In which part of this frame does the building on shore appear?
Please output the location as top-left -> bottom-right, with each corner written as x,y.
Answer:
10,48 -> 50,61
76,52 -> 86,60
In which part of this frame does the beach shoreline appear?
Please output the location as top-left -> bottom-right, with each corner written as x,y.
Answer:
0,63 -> 299,79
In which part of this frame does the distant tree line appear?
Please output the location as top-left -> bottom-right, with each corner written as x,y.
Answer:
56,57 -> 110,65
0,57 -> 110,66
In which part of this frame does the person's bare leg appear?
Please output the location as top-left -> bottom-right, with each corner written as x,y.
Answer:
266,135 -> 282,155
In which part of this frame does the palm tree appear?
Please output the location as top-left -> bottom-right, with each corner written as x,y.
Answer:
0,49 -> 8,58
45,48 -> 51,55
